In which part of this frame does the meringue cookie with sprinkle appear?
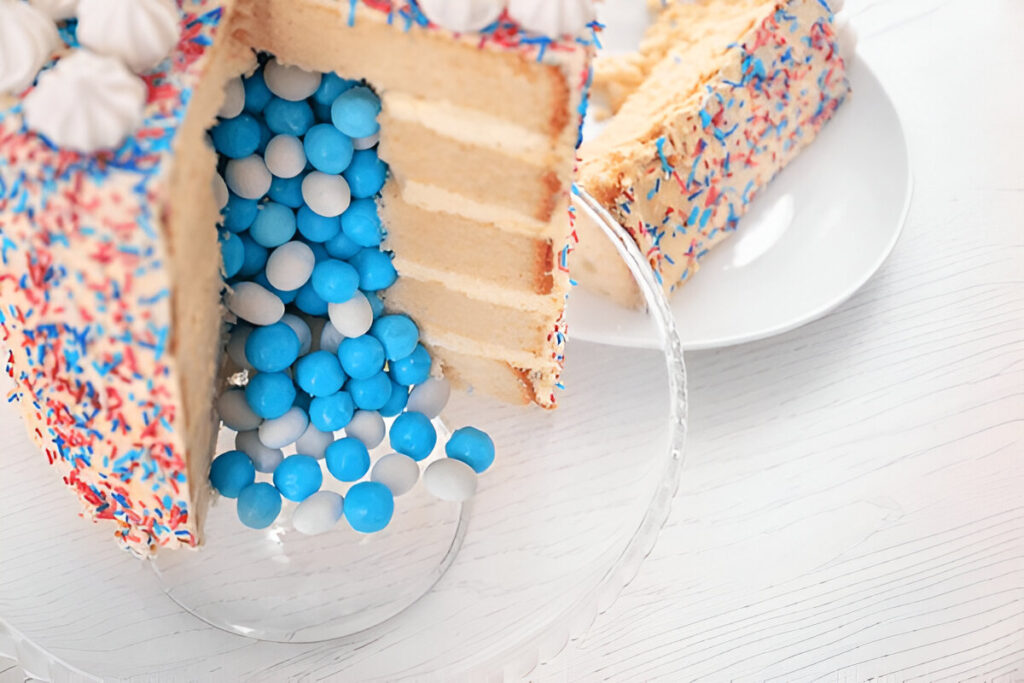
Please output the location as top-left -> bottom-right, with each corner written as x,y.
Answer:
29,0 -> 79,21
0,0 -> 60,96
76,0 -> 180,73
23,49 -> 147,152
417,0 -> 507,33
507,0 -> 595,39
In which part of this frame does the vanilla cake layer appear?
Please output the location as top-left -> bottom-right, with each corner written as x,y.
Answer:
577,0 -> 849,307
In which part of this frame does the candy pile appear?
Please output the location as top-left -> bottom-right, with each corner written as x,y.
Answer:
206,56 -> 494,535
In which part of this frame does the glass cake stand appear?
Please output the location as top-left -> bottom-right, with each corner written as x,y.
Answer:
0,189 -> 686,679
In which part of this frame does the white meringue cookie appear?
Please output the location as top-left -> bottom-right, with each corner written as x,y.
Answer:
76,0 -> 180,73
0,0 -> 60,96
417,0 -> 507,33
23,49 -> 147,153
508,0 -> 595,38
29,0 -> 79,20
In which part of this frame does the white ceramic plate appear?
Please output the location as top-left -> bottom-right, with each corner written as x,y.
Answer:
570,56 -> 912,350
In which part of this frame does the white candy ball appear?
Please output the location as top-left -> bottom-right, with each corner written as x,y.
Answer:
218,76 -> 245,118
295,422 -> 334,460
258,406 -> 309,449
263,58 -> 321,102
226,282 -> 285,326
302,171 -> 351,218
264,134 -> 306,179
266,241 -> 315,291
279,313 -> 312,356
424,458 -> 477,502
236,429 -> 284,473
217,388 -> 263,432
406,378 -> 451,420
212,172 -> 229,210
353,132 -> 379,151
371,452 -> 420,497
227,324 -> 254,371
319,320 -> 345,355
292,490 -> 343,536
225,155 -> 272,200
345,410 -> 385,450
328,291 -> 373,338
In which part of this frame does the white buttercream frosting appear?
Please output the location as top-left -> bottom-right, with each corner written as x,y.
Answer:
76,0 -> 180,73
23,49 -> 147,152
417,0 -> 507,33
0,0 -> 60,96
29,0 -> 78,20
507,0 -> 595,38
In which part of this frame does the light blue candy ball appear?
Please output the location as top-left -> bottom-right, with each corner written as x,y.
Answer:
250,203 -> 297,248
313,72 -> 355,108
292,390 -> 312,412
273,454 -> 323,502
346,371 -> 393,411
245,321 -> 300,373
209,450 -> 256,498
296,205 -> 341,243
370,314 -> 419,361
268,174 -> 305,208
295,350 -> 347,397
331,86 -> 381,138
311,259 -> 359,304
294,280 -> 329,316
220,232 -> 244,279
245,371 -> 296,420
211,113 -> 261,159
264,97 -> 315,137
343,149 -> 388,199
255,118 -> 273,155
221,193 -> 258,232
237,482 -> 282,529
253,271 -> 299,305
366,292 -> 384,319
324,437 -> 370,482
243,69 -> 273,114
389,343 -> 432,386
389,411 -> 437,462
308,241 -> 330,263
338,334 -> 385,380
324,229 -> 361,260
446,426 -> 496,473
349,248 -> 397,292
343,481 -> 394,534
237,233 -> 269,278
309,390 -> 355,432
304,123 -> 354,175
341,198 -> 382,247
378,380 -> 409,418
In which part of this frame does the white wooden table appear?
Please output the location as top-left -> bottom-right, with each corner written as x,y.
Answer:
3,0 -> 1022,679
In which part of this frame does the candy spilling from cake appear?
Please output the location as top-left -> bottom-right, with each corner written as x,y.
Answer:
574,0 -> 852,307
0,0 -> 599,553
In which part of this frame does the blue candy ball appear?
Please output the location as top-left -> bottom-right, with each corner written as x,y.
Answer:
349,248 -> 397,292
268,174 -> 305,208
237,233 -> 269,278
324,229 -> 361,260
296,205 -> 341,243
293,390 -> 312,412
308,241 -> 330,263
245,322 -> 300,373
264,97 -> 315,137
343,149 -> 388,199
209,450 -> 255,498
237,482 -> 282,529
343,481 -> 394,534
389,411 -> 437,461
255,118 -> 273,155
253,271 -> 299,305
370,314 -> 419,361
221,193 -> 259,232
245,371 -> 296,419
304,123 -> 354,175
273,454 -> 323,502
313,72 -> 355,107
295,350 -> 347,397
324,437 -> 370,482
446,427 -> 496,473
378,380 -> 409,418
220,232 -> 244,279
311,259 -> 359,304
389,343 -> 432,386
250,203 -> 297,248
294,280 -> 329,316
331,86 -> 381,138
338,335 -> 385,380
346,371 -> 393,411
309,390 -> 355,432
243,69 -> 273,114
341,198 -> 382,247
366,292 -> 384,319
211,113 -> 261,159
